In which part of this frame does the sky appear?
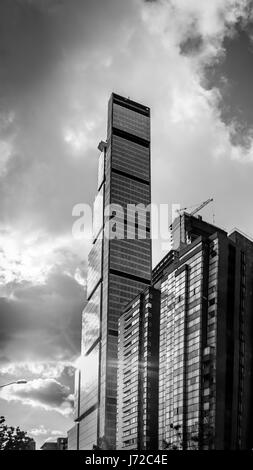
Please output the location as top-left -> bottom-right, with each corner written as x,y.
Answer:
0,0 -> 253,449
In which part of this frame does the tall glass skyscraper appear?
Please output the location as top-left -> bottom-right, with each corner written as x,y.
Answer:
69,93 -> 152,449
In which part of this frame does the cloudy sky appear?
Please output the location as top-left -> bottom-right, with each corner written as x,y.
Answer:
0,0 -> 253,449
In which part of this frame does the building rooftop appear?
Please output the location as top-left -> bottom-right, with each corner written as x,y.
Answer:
111,92 -> 150,116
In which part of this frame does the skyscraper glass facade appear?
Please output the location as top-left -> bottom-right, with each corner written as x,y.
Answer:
159,241 -> 204,449
73,93 -> 152,449
158,217 -> 253,450
117,287 -> 160,450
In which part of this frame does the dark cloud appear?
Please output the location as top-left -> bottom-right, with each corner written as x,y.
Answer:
0,1 -> 54,105
0,0 -> 136,234
0,0 -> 129,100
0,272 -> 85,362
180,34 -> 204,56
0,355 -> 10,365
10,378 -> 73,409
204,24 -> 253,144
0,0 -> 136,109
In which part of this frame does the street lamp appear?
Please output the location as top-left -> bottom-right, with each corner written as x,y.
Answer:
0,380 -> 27,389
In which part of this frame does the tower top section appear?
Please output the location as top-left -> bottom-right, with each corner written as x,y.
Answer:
110,92 -> 150,117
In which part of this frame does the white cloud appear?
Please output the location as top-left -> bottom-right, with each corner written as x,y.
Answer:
231,140 -> 253,162
0,111 -> 15,176
29,425 -> 63,437
63,118 -> 98,154
1,378 -> 74,416
0,228 -> 88,291
0,360 -> 75,380
29,425 -> 48,436
0,140 -> 13,177
138,0 -> 253,160
142,0 -> 249,45
74,266 -> 87,287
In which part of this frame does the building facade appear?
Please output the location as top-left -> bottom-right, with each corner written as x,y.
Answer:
72,93 -> 152,449
41,437 -> 67,450
67,424 -> 78,451
116,287 -> 160,450
158,214 -> 253,450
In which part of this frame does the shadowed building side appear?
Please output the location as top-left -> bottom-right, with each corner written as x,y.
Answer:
116,287 -> 160,450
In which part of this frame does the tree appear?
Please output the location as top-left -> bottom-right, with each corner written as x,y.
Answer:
0,416 -> 34,450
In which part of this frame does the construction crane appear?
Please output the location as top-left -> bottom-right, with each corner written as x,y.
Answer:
177,198 -> 214,217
